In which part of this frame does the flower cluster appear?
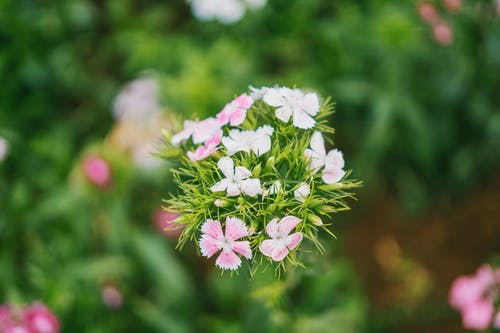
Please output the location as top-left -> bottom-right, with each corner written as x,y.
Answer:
449,264 -> 500,331
0,302 -> 60,333
190,0 -> 266,24
162,85 -> 360,273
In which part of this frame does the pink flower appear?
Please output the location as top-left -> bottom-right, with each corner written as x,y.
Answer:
449,264 -> 495,311
216,94 -> 253,127
417,2 -> 439,24
461,299 -> 494,330
171,118 -> 220,146
5,326 -> 32,333
101,284 -> 124,309
0,305 -> 15,331
153,208 -> 183,239
259,216 -> 303,261
443,0 -> 462,12
82,155 -> 112,189
432,22 -> 453,46
187,130 -> 222,162
23,302 -> 60,333
199,217 -> 252,270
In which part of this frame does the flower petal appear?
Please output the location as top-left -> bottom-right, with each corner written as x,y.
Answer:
322,167 -> 345,184
300,92 -> 320,116
259,239 -> 278,257
310,131 -> 325,156
225,217 -> 250,240
234,166 -> 251,180
262,88 -> 286,106
226,183 -> 241,196
285,232 -> 303,250
217,157 -> 234,178
229,108 -> 247,126
201,219 -> 224,239
211,179 -> 230,192
215,250 -> 242,270
240,178 -> 262,197
199,235 -> 220,258
292,109 -> 316,129
294,183 -> 310,203
271,244 -> 289,261
325,149 -> 345,169
234,94 -> 254,109
265,218 -> 280,238
275,106 -> 292,123
232,240 -> 252,259
192,118 -> 220,144
253,135 -> 272,156
278,215 -> 301,235
304,148 -> 324,171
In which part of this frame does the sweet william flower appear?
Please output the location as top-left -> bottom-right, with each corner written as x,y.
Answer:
304,131 -> 346,184
171,118 -> 220,146
259,216 -> 303,261
187,130 -> 222,162
211,157 -> 262,197
101,284 -> 124,309
294,183 -> 310,203
222,125 -> 274,156
199,217 -> 252,270
23,302 -> 60,333
263,87 -> 320,129
153,208 -> 183,239
217,94 -> 253,126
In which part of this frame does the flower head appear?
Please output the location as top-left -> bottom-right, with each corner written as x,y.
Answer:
171,118 -> 220,146
217,94 -> 253,126
199,217 -> 252,270
259,216 -> 303,261
187,130 -> 222,162
222,125 -> 274,156
23,302 -> 60,333
211,157 -> 262,197
263,87 -> 320,129
153,208 -> 183,239
304,131 -> 345,184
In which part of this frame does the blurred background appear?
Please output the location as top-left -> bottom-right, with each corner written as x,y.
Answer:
1,0 -> 500,332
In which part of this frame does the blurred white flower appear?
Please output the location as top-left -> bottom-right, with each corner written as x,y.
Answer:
191,0 -> 245,24
113,77 -> 160,121
294,182 -> 310,203
0,137 -> 8,162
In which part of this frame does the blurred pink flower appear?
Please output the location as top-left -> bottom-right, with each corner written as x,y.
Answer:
449,264 -> 500,331
199,217 -> 252,270
259,216 -> 303,261
432,22 -> 453,46
0,305 -> 15,331
494,311 -> 500,329
23,302 -> 60,333
153,208 -> 183,239
216,94 -> 253,127
443,0 -> 462,12
82,155 -> 112,189
5,326 -> 32,333
101,284 -> 124,309
418,2 -> 439,24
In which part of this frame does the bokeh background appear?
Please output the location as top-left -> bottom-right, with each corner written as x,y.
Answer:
1,0 -> 500,332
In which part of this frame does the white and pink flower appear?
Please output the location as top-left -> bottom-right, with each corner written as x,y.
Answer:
199,217 -> 252,270
304,131 -> 345,184
222,125 -> 274,156
263,87 -> 320,129
216,94 -> 253,127
187,130 -> 222,162
210,157 -> 262,197
171,117 -> 220,146
259,216 -> 303,261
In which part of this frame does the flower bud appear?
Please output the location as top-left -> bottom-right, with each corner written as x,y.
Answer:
101,284 -> 123,309
432,22 -> 453,46
308,214 -> 323,226
214,199 -> 228,207
82,154 -> 112,189
252,163 -> 262,177
153,208 -> 183,239
417,2 -> 439,24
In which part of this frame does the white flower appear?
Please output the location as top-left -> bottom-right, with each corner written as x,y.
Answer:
249,85 -> 272,100
211,157 -> 262,197
191,0 -> 246,24
113,78 -> 160,121
222,125 -> 274,156
304,131 -> 345,184
294,183 -> 310,203
263,87 -> 320,129
0,137 -> 8,162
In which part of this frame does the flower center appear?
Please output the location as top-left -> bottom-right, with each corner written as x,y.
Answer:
217,236 -> 233,253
